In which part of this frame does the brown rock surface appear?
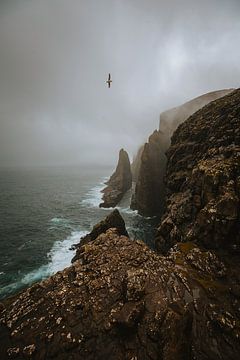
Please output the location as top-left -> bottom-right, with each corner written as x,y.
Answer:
100,149 -> 132,208
156,89 -> 240,253
1,228 -> 240,359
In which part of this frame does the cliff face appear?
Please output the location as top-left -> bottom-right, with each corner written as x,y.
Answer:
131,89 -> 234,217
156,89 -> 240,253
100,149 -> 132,208
131,130 -> 167,217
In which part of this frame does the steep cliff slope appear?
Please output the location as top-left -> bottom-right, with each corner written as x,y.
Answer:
131,89 -> 234,217
156,89 -> 240,253
100,149 -> 132,208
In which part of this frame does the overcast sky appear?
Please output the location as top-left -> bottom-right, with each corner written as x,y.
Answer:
0,0 -> 239,167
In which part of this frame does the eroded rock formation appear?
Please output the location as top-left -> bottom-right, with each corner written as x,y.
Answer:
100,149 -> 132,208
1,226 -> 240,359
156,89 -> 240,253
131,130 -> 167,217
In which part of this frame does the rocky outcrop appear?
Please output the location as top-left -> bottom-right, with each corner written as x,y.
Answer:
156,89 -> 240,253
131,89 -> 234,216
131,130 -> 167,217
72,209 -> 128,262
100,149 -> 132,208
1,226 -> 240,359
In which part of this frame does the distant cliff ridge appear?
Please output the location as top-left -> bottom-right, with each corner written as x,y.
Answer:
131,88 -> 235,217
100,149 -> 132,208
159,88 -> 234,148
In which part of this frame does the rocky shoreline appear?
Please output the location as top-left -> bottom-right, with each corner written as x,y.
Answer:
0,89 -> 239,359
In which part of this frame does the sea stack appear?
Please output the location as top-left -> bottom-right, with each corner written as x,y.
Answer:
131,130 -> 167,217
100,149 -> 132,208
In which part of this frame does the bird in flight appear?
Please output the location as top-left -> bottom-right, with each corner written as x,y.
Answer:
106,73 -> 112,88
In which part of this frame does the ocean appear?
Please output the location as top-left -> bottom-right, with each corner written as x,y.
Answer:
0,166 -> 158,300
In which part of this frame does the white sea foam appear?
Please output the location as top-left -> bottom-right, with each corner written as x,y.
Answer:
81,177 -> 108,208
0,230 -> 87,298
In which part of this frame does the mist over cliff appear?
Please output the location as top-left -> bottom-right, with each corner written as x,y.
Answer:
0,0 -> 240,167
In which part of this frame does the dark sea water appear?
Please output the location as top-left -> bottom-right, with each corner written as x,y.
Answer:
0,166 -> 158,300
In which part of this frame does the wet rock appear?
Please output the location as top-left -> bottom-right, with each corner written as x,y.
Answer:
100,149 -> 132,208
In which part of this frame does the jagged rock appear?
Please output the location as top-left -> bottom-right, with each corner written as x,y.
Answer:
131,130 -> 167,217
156,89 -> 240,253
0,228 -> 240,359
72,209 -> 128,262
100,149 -> 132,208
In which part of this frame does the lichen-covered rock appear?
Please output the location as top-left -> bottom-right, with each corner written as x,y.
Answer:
156,89 -> 240,253
131,130 -> 167,217
72,209 -> 128,262
100,149 -> 132,208
0,229 -> 240,359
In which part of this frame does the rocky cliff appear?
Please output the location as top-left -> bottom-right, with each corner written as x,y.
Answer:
0,90 -> 239,360
156,89 -> 240,253
159,88 -> 234,148
1,219 -> 240,359
100,149 -> 132,208
131,89 -> 234,216
131,130 -> 167,216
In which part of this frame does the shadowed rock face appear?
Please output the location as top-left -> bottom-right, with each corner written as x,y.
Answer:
72,209 -> 128,262
100,149 -> 132,208
1,228 -> 240,359
131,130 -> 167,217
156,89 -> 240,253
